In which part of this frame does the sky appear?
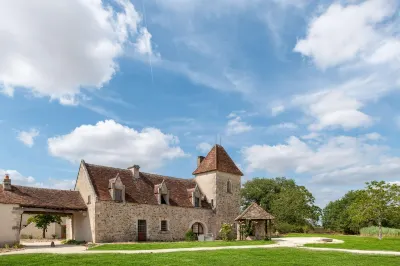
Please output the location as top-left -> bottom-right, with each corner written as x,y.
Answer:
1,0 -> 400,207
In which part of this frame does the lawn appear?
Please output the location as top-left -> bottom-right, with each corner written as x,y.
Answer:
90,240 -> 273,250
1,248 -> 399,266
287,233 -> 400,252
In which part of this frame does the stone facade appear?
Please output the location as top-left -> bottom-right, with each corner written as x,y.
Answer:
0,203 -> 21,246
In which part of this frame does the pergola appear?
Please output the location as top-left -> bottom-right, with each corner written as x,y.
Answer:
235,202 -> 275,240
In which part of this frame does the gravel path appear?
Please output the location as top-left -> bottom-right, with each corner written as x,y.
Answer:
1,237 -> 399,256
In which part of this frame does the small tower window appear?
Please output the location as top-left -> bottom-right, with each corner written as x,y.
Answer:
194,197 -> 200,208
115,189 -> 123,202
227,180 -> 232,194
161,220 -> 168,231
87,195 -> 91,204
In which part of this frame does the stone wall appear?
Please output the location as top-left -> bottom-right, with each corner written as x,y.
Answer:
0,204 -> 21,246
215,171 -> 241,239
95,201 -> 214,242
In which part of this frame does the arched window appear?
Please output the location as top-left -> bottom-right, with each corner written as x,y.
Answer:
227,180 -> 232,193
191,222 -> 204,237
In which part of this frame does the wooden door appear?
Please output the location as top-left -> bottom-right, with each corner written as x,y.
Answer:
138,220 -> 147,241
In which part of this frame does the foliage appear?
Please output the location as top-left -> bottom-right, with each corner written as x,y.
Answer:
90,240 -> 273,250
27,214 -> 63,239
219,223 -> 233,241
348,181 -> 400,240
274,222 -> 307,234
52,234 -> 57,239
241,177 -> 321,231
2,249 -> 400,265
360,226 -> 400,237
184,230 -> 197,241
322,190 -> 365,234
4,244 -> 9,249
61,239 -> 86,245
238,220 -> 254,237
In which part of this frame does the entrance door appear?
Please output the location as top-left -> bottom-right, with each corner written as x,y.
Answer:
138,220 -> 147,241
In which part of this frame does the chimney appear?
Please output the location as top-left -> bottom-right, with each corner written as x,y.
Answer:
197,156 -> 205,167
129,165 -> 140,179
3,173 -> 11,191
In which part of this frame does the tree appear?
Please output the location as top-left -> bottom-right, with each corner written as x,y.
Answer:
322,190 -> 365,234
27,214 -> 63,239
348,181 -> 400,240
241,177 -> 321,231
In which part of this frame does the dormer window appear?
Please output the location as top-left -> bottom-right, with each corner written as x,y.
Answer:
115,189 -> 123,202
227,180 -> 232,194
157,180 -> 169,205
194,197 -> 200,208
108,174 -> 125,203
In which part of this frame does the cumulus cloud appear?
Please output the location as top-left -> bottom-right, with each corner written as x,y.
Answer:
242,134 -> 397,185
271,105 -> 285,116
48,120 -> 187,170
294,0 -> 398,69
0,169 -> 35,185
17,129 -> 39,147
226,115 -> 253,135
196,142 -> 212,153
0,0 -> 145,104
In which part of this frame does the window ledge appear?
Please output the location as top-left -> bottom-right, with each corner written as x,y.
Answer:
159,231 -> 170,234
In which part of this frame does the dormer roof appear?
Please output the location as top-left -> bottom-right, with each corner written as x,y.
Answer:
192,145 -> 243,176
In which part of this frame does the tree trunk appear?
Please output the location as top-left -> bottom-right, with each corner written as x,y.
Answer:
42,228 -> 46,239
378,221 -> 383,240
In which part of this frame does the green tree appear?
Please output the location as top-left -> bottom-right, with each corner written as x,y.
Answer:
241,177 -> 321,231
322,190 -> 365,234
348,181 -> 400,240
27,214 -> 63,239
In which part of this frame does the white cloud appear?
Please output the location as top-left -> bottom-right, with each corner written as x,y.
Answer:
196,142 -> 212,153
0,169 -> 35,185
294,0 -> 399,69
268,122 -> 298,131
226,115 -> 253,135
301,132 -> 320,140
35,178 -> 76,190
293,90 -> 373,131
17,129 -> 39,147
271,105 -> 285,116
0,0 -> 143,104
364,132 -> 383,141
48,120 -> 187,170
134,27 -> 156,57
242,134 -> 392,185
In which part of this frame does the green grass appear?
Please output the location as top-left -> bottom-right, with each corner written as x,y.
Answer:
90,240 -> 273,250
287,233 -> 400,252
360,226 -> 400,237
1,248 -> 399,266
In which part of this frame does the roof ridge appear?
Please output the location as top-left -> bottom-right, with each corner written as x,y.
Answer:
85,162 -> 131,172
11,185 -> 79,193
141,172 -> 195,182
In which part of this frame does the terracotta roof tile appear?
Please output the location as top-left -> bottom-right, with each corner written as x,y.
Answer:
84,163 -> 211,209
235,202 -> 275,221
0,185 -> 86,211
193,145 -> 243,176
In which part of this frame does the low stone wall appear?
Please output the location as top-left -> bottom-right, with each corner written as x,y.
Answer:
95,201 -> 214,242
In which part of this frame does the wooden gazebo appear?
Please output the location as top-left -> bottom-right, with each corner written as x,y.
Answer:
235,202 -> 275,240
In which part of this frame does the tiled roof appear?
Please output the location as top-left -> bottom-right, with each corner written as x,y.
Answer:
0,185 -> 87,211
235,202 -> 275,220
192,144 -> 243,176
84,163 -> 211,209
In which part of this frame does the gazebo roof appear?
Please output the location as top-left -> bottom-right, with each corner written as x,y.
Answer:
235,202 -> 275,221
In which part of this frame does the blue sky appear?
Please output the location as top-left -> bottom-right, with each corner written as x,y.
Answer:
1,0 -> 400,206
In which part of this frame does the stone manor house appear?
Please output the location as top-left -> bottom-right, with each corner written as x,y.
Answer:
0,145 -> 244,244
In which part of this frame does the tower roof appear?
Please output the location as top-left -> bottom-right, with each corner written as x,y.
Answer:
192,144 -> 243,176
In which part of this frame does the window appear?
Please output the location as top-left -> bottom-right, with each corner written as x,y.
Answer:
115,189 -> 123,202
192,222 -> 204,237
194,197 -> 200,207
87,195 -> 91,204
211,199 -> 214,208
227,180 -> 232,194
161,220 -> 168,231
161,194 -> 167,205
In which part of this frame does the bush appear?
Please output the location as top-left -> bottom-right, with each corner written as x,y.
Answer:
185,230 -> 197,241
61,239 -> 86,245
219,223 -> 233,241
275,223 -> 308,234
51,234 -> 57,239
4,244 -> 9,249
360,226 -> 400,237
13,243 -> 23,249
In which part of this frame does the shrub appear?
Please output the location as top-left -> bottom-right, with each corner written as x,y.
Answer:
219,223 -> 233,241
360,226 -> 400,237
185,230 -> 197,241
4,244 -> 9,249
13,243 -> 23,249
275,222 -> 306,234
51,234 -> 57,239
61,239 -> 86,245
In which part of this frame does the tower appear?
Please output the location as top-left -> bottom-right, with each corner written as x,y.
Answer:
193,145 -> 243,238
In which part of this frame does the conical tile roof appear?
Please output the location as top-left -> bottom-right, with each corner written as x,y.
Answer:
192,144 -> 243,176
